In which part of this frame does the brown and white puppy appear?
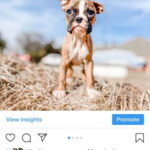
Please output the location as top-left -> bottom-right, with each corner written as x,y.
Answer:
53,0 -> 104,98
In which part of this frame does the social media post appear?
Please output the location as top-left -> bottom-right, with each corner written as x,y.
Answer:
0,0 -> 150,111
0,0 -> 150,149
0,112 -> 149,150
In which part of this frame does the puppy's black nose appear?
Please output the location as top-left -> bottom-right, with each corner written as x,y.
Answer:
76,17 -> 83,23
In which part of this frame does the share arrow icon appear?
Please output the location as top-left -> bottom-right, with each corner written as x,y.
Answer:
38,133 -> 47,142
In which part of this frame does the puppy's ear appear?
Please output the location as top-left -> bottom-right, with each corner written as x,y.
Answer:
93,1 -> 104,14
60,0 -> 70,11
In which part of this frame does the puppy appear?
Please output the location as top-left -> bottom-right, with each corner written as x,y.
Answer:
53,0 -> 104,98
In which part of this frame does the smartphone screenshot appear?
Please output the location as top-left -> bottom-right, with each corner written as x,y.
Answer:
0,0 -> 150,150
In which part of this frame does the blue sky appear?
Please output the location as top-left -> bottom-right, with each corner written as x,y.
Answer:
0,0 -> 150,51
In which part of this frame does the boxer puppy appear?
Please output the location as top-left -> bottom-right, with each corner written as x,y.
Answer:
53,0 -> 104,98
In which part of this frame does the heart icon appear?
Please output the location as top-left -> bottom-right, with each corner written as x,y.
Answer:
5,133 -> 16,142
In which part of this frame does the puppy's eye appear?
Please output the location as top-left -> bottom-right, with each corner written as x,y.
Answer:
87,9 -> 95,16
67,9 -> 73,15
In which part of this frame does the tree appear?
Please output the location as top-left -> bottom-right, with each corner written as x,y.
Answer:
17,32 -> 61,62
0,35 -> 6,53
45,42 -> 60,54
17,32 -> 44,52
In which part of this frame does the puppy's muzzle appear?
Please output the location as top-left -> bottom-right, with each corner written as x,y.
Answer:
75,17 -> 83,24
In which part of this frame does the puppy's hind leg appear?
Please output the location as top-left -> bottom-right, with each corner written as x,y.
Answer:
66,66 -> 73,83
82,64 -> 86,82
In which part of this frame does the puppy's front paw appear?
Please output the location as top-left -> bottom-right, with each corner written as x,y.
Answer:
87,88 -> 101,99
53,90 -> 66,99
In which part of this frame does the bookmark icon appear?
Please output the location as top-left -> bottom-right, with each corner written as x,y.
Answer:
38,133 -> 47,142
135,133 -> 144,143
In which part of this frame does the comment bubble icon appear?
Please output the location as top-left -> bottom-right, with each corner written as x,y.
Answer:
22,133 -> 31,143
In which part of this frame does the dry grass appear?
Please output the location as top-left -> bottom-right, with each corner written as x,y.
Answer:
0,56 -> 150,111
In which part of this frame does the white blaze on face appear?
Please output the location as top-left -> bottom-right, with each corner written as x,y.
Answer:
78,0 -> 87,21
61,0 -> 67,5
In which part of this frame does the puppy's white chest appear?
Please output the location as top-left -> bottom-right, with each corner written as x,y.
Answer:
69,37 -> 89,61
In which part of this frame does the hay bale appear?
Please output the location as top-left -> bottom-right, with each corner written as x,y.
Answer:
0,56 -> 149,111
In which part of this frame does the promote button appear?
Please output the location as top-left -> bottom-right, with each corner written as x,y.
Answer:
112,114 -> 144,125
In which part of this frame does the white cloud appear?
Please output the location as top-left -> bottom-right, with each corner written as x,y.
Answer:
0,0 -> 149,52
0,0 -> 65,52
109,0 -> 150,14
